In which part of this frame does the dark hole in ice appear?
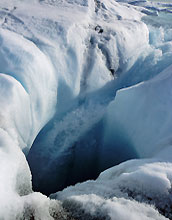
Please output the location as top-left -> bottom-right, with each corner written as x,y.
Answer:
95,25 -> 103,34
110,68 -> 115,76
27,115 -> 138,196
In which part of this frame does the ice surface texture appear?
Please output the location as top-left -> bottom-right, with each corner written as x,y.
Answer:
0,0 -> 172,219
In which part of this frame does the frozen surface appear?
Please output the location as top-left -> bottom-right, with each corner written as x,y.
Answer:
0,0 -> 172,219
52,156 -> 171,219
104,65 -> 172,158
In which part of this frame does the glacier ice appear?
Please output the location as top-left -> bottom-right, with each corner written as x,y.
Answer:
0,28 -> 57,152
104,64 -> 172,158
0,0 -> 171,219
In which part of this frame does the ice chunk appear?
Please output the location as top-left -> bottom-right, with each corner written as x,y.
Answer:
52,156 -> 171,219
104,64 -> 172,158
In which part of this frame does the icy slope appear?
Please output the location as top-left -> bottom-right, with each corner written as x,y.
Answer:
104,64 -> 172,158
0,0 -> 172,219
53,64 -> 172,219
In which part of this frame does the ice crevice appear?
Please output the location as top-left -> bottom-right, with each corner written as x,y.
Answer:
0,0 -> 172,219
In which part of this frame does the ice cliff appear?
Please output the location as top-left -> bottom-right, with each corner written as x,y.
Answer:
0,0 -> 172,219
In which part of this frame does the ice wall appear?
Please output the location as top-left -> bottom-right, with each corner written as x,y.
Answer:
0,15 -> 58,219
104,65 -> 172,158
0,29 -> 57,151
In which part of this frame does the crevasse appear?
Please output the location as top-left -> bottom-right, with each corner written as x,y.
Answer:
0,0 -> 172,219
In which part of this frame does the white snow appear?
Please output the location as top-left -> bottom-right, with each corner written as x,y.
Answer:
61,194 -> 167,220
52,156 -> 172,219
